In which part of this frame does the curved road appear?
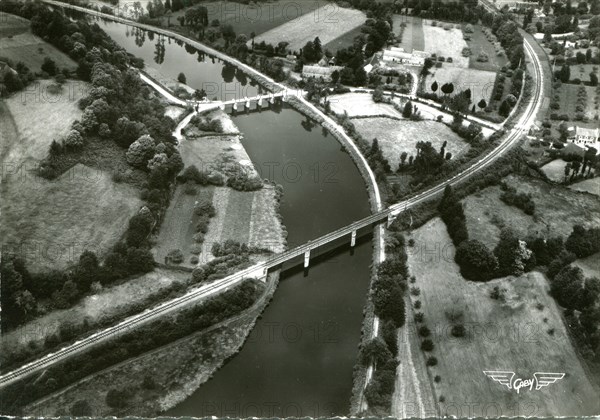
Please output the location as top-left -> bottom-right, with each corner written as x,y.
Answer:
0,4 -> 544,391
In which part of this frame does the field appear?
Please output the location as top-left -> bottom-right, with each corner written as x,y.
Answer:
569,177 -> 600,196
323,25 -> 364,53
153,115 -> 285,267
464,24 -> 509,72
541,158 -> 569,182
422,21 -> 469,68
570,64 -> 599,84
404,217 -> 600,417
462,174 -> 600,248
352,118 -> 469,171
250,5 -> 365,52
328,92 -> 403,118
0,12 -> 30,37
0,15 -> 77,72
425,65 -> 497,105
392,15 -> 425,52
0,80 -> 142,272
161,0 -> 323,38
556,83 -> 599,123
1,268 -> 190,368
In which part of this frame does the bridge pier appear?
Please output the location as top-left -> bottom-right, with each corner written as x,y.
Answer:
351,230 -> 357,247
387,213 -> 397,228
245,100 -> 250,109
233,102 -> 238,111
258,97 -> 263,107
304,250 -> 310,268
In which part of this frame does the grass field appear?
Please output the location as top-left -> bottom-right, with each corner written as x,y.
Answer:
1,80 -> 142,272
541,158 -> 569,182
0,12 -> 30,37
425,66 -> 496,105
462,174 -> 600,248
161,0 -> 323,38
153,183 -> 285,266
569,177 -> 600,196
352,118 -> 469,170
422,21 -> 469,68
250,5 -> 365,52
556,83 -> 599,122
405,217 -> 600,417
328,92 -> 403,118
323,25 -> 364,53
0,15 -> 77,72
464,24 -> 508,72
392,15 -> 425,52
570,64 -> 599,83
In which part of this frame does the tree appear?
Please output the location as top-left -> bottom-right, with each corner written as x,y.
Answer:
360,337 -> 393,367
126,134 -> 156,168
402,100 -> 413,118
431,80 -> 438,92
441,82 -> 454,95
478,99 -> 487,110
63,129 -> 84,149
564,162 -> 571,182
558,65 -> 571,83
455,240 -> 499,281
590,72 -> 598,87
41,57 -> 58,75
494,228 -> 532,277
499,99 -> 511,117
177,72 -> 186,84
551,265 -> 585,309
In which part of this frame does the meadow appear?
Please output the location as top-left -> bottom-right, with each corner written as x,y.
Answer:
352,118 -> 469,171
405,217 -> 599,417
462,174 -> 600,248
250,4 -> 365,52
0,80 -> 142,272
425,65 -> 497,105
0,15 -> 77,72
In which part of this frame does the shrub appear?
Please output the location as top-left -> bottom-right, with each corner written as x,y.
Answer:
451,324 -> 466,337
434,375 -> 441,383
192,267 -> 205,282
63,129 -> 84,149
167,249 -> 184,264
193,232 -> 205,243
415,312 -> 424,323
426,356 -> 438,366
414,300 -> 421,309
190,255 -> 199,264
418,326 -> 431,337
421,339 -> 434,351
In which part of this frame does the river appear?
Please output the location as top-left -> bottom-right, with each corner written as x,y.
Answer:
95,18 -> 374,417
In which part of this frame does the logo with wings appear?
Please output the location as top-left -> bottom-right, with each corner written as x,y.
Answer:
483,371 -> 565,393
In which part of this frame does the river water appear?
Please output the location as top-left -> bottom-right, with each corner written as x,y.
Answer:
96,19 -> 374,417
95,18 -> 261,101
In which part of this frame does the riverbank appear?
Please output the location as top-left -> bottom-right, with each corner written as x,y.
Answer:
153,109 -> 286,267
24,271 -> 280,417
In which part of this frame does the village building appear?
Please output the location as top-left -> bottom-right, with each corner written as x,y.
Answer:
301,64 -> 344,82
568,126 -> 600,153
381,47 -> 428,66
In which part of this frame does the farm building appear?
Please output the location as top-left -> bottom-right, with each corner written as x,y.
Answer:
301,65 -> 344,82
568,126 -> 600,152
382,47 -> 428,66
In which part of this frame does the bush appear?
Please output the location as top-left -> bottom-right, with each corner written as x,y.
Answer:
410,287 -> 420,296
434,375 -> 441,383
421,339 -> 434,351
418,325 -> 431,337
426,356 -> 438,366
451,324 -> 466,337
192,267 -> 205,282
414,312 -> 424,323
166,249 -> 184,264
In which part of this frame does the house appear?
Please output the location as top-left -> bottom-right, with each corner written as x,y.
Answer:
301,65 -> 344,82
568,126 -> 600,152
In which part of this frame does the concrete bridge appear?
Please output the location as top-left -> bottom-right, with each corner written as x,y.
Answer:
217,92 -> 287,111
